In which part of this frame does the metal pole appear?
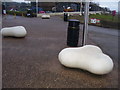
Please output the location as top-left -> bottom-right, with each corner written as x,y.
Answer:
80,0 -> 82,15
36,0 -> 38,17
0,1 -> 2,90
82,1 -> 89,46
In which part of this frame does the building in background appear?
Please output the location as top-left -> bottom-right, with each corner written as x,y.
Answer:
2,2 -> 31,11
31,2 -> 81,12
29,1 -> 110,13
2,0 -> 112,16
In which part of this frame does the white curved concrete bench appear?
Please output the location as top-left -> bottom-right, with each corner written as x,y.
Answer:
58,45 -> 114,75
1,26 -> 27,37
41,14 -> 50,19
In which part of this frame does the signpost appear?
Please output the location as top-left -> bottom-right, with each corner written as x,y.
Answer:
112,10 -> 116,21
112,10 -> 116,16
82,1 -> 89,46
36,0 -> 38,17
90,18 -> 100,24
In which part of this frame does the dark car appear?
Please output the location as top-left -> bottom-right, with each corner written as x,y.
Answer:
26,9 -> 34,17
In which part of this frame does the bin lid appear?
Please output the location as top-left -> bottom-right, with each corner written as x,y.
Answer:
69,19 -> 80,27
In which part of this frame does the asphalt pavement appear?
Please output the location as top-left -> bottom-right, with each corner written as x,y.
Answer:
2,15 -> 119,88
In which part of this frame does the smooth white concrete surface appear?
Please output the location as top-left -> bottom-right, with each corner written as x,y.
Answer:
58,45 -> 114,75
41,14 -> 50,19
1,26 -> 27,37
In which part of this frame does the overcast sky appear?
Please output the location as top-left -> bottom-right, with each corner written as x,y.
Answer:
9,0 -> 120,11
92,0 -> 119,11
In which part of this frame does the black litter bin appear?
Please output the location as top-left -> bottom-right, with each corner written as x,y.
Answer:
64,13 -> 68,21
26,9 -> 34,17
67,19 -> 80,47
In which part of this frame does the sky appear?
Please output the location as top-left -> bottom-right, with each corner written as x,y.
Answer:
7,0 -> 120,11
92,0 -> 120,11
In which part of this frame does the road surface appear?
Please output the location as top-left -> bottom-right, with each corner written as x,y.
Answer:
2,15 -> 119,88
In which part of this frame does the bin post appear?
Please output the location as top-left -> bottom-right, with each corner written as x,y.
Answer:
67,19 -> 80,47
22,13 -> 24,17
14,13 -> 16,19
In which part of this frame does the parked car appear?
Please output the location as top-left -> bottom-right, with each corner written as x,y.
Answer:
46,11 -> 52,13
39,11 -> 45,13
26,9 -> 34,17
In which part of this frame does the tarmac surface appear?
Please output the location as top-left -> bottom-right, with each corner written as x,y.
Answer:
2,15 -> 119,88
